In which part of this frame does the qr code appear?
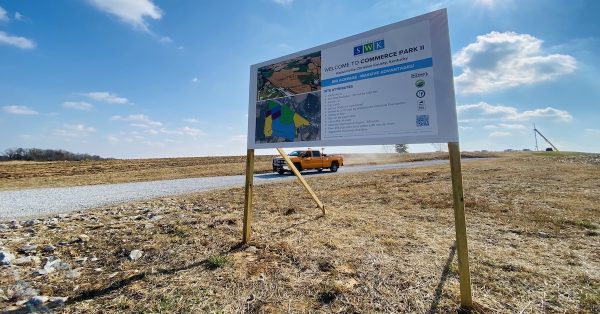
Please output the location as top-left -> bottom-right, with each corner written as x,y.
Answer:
416,115 -> 429,127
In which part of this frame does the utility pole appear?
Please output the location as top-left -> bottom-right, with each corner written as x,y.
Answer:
534,123 -> 539,151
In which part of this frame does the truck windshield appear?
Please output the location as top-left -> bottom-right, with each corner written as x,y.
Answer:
288,151 -> 302,156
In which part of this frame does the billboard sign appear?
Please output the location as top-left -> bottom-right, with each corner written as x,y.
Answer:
247,9 -> 458,149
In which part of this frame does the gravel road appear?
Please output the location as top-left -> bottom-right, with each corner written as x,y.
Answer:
0,159 -> 475,220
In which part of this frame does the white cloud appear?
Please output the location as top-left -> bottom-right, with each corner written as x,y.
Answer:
0,31 -> 36,49
0,6 -> 8,22
272,0 -> 294,6
107,135 -> 120,144
84,91 -> 129,104
14,12 -> 23,21
54,124 -> 96,137
88,0 -> 162,32
151,126 -> 205,137
183,118 -> 199,123
63,101 -> 94,111
475,0 -> 497,8
585,128 -> 600,135
454,31 -> 576,94
180,126 -> 204,137
277,43 -> 292,50
111,114 -> 163,127
2,105 -> 38,115
158,36 -> 172,44
65,124 -> 96,132
484,123 -> 526,130
108,132 -> 149,144
489,131 -> 511,137
499,123 -> 526,129
230,134 -> 247,143
157,128 -> 182,135
458,126 -> 473,130
516,108 -> 573,121
191,77 -> 198,83
458,103 -> 514,115
457,102 -> 573,122
141,140 -> 166,147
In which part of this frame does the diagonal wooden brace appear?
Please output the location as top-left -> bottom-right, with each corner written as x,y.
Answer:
276,148 -> 325,215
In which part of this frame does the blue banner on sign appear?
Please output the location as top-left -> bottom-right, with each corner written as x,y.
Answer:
322,58 -> 433,87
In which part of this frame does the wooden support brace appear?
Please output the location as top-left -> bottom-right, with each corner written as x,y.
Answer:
276,148 -> 325,215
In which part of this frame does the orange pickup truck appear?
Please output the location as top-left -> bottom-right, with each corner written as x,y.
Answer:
272,149 -> 344,174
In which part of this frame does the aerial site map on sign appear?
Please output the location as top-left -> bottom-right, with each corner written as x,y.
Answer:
255,52 -> 322,143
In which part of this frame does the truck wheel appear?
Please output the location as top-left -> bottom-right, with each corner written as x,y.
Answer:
330,162 -> 338,172
294,163 -> 303,172
317,168 -> 323,172
277,169 -> 285,175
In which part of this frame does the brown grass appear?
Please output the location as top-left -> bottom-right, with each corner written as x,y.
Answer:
342,151 -> 507,165
1,155 -> 598,313
0,151 -> 504,191
0,156 -> 275,191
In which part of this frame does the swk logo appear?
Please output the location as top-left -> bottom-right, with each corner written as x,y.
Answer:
354,39 -> 384,56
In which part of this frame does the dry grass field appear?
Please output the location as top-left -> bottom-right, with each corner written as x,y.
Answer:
1,154 -> 598,313
0,151 -> 504,190
0,156 -> 274,191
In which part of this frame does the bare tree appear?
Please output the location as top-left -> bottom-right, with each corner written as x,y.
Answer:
431,143 -> 445,152
394,144 -> 409,153
381,145 -> 395,154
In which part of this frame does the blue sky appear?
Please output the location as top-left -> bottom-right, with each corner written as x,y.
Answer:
1,0 -> 599,158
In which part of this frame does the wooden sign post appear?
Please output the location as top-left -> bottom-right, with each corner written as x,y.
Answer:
242,148 -> 325,244
242,149 -> 255,244
447,142 -> 473,307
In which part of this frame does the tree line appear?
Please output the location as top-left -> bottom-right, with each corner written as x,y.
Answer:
1,148 -> 106,162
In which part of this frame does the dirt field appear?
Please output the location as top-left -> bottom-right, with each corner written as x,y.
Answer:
1,154 -> 598,313
0,151 -> 504,190
0,156 -> 274,191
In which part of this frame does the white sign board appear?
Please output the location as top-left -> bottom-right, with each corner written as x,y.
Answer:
247,9 -> 458,149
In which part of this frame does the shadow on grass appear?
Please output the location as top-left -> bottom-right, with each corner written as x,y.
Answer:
4,213 -> 326,313
3,243 -> 248,314
7,222 -> 458,314
267,214 -> 324,237
428,242 -> 457,314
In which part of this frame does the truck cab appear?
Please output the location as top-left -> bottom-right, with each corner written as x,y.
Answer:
272,149 -> 344,174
